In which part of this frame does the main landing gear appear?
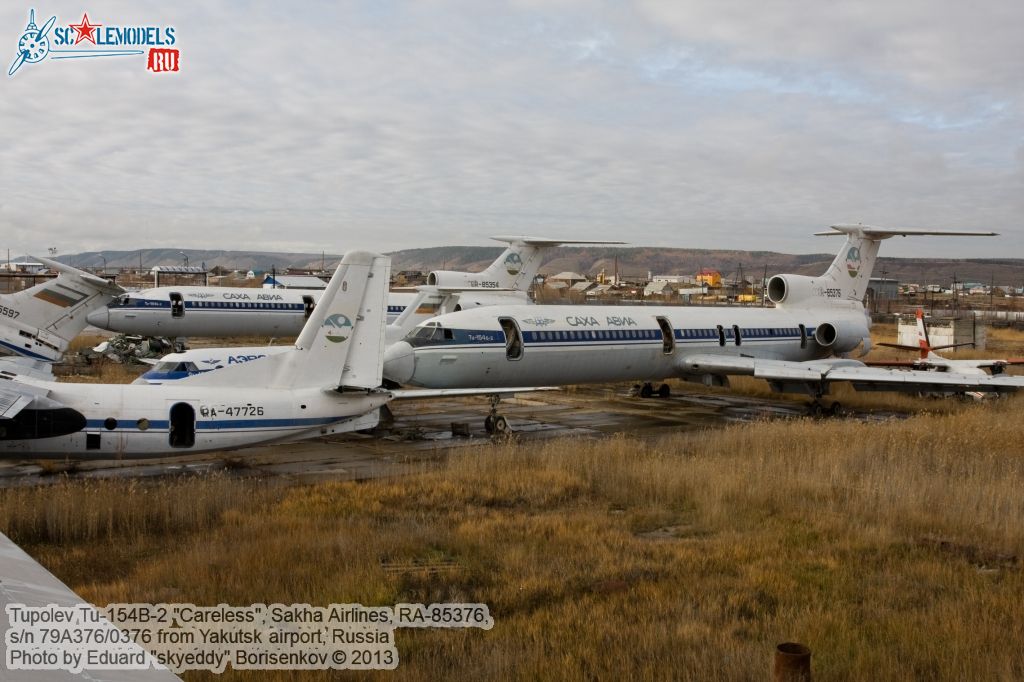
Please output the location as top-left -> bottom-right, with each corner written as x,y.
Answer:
636,382 -> 672,398
483,394 -> 511,434
806,399 -> 844,418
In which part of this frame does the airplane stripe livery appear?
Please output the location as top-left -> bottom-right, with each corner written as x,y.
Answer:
1,251 -> 548,458
383,225 -> 1022,409
0,251 -> 394,459
85,236 -> 622,339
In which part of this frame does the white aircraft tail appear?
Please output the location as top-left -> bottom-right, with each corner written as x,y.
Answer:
0,256 -> 121,362
182,251 -> 390,389
426,236 -> 625,292
386,288 -> 447,344
768,225 -> 997,308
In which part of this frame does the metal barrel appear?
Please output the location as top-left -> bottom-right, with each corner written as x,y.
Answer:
774,642 -> 811,681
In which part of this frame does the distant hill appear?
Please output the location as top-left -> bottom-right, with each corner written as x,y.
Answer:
39,246 -> 1024,286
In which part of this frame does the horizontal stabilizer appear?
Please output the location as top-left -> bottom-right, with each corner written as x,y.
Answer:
31,255 -> 123,293
816,224 -> 998,239
489,236 -> 626,246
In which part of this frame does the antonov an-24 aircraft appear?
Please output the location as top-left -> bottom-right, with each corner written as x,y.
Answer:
85,236 -> 621,341
383,225 -> 1024,417
0,251 -> 537,459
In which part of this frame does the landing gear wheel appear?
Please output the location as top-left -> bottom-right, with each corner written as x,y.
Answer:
493,416 -> 510,433
807,401 -> 825,418
658,383 -> 671,398
484,415 -> 495,434
640,383 -> 654,398
828,401 -> 844,417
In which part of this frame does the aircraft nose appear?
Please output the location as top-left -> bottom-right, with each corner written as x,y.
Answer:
382,341 -> 415,385
86,308 -> 109,329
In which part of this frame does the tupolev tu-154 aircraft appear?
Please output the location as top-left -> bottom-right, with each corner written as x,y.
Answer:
0,251 -> 541,459
85,237 -> 623,342
383,225 -> 1024,419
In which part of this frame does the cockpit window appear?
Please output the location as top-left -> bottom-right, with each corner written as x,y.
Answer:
151,361 -> 200,374
406,324 -> 454,347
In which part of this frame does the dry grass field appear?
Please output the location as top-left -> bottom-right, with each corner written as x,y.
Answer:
3,398 -> 1024,680
3,324 -> 1023,679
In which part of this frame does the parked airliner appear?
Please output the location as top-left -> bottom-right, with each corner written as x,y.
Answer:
383,225 -> 1022,421
86,237 -> 622,341
0,251 -> 541,459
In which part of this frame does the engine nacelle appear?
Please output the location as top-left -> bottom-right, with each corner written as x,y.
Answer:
813,319 -> 870,354
427,271 -> 503,289
766,274 -> 819,305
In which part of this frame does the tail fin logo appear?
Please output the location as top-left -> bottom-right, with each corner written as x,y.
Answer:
322,313 -> 353,343
845,246 -> 861,278
504,253 -> 523,276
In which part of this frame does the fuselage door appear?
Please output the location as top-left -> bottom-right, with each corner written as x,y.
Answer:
733,324 -> 742,346
170,292 -> 184,318
656,316 -> 675,355
302,295 -> 315,319
716,325 -> 726,347
168,402 -> 195,448
498,317 -> 524,360
799,324 -> 807,349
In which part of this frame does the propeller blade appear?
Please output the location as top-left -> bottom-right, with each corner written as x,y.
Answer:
8,50 -> 27,77
37,15 -> 57,41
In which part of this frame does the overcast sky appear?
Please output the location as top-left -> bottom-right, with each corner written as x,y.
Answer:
1,1 -> 1021,259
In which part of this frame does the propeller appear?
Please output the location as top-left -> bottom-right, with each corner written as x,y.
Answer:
8,50 -> 27,77
8,14 -> 57,77
36,15 -> 57,41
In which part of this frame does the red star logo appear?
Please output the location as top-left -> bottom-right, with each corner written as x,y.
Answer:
68,13 -> 101,45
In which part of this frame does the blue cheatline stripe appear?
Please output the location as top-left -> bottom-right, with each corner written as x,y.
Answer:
84,416 -> 343,431
196,416 -> 342,429
86,419 -> 171,429
112,302 -> 409,313
0,339 -> 52,361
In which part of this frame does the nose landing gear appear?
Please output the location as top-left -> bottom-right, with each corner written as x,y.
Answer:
484,394 -> 511,434
636,382 -> 672,398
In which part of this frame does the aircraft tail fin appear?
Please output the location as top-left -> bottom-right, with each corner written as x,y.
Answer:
768,225 -> 995,309
182,251 -> 389,389
0,256 -> 122,362
817,224 -> 997,304
427,236 -> 625,292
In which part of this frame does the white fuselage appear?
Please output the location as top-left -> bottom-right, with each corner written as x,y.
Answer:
86,287 -> 418,337
0,377 -> 389,459
384,304 -> 870,388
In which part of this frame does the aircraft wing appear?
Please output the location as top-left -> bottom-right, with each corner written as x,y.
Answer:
823,366 -> 1024,393
678,354 -> 863,380
0,356 -> 57,382
390,387 -> 558,400
677,354 -> 1024,394
865,359 -> 924,368
0,384 -> 36,419
0,533 -> 182,681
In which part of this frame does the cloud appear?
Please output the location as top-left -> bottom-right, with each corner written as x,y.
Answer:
0,0 -> 1019,259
